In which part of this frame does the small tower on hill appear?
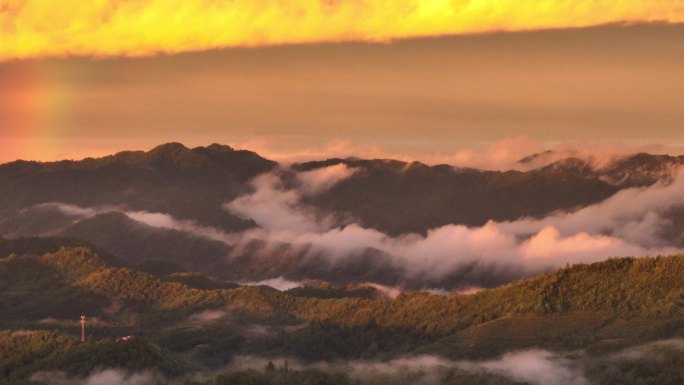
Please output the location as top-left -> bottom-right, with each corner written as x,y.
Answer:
80,315 -> 86,342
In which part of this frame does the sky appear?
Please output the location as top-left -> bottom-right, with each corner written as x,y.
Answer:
1,1 -> 684,163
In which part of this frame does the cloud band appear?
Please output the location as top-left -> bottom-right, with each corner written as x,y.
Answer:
2,0 -> 684,60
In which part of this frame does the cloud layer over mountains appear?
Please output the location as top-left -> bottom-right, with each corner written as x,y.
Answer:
2,142 -> 684,290
36,338 -> 684,385
220,163 -> 683,288
30,158 -> 683,290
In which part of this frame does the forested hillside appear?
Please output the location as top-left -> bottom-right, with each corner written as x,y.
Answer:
1,238 -> 682,384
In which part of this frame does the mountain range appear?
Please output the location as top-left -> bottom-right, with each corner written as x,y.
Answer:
1,143 -> 683,290
1,144 -> 684,384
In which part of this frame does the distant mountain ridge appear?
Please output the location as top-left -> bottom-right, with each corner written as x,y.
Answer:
294,157 -> 620,235
0,143 -> 277,232
538,152 -> 684,187
1,143 -> 682,289
292,152 -> 684,235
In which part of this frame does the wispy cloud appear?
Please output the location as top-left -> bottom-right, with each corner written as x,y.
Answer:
30,369 -> 163,385
460,350 -> 590,385
27,339 -> 684,384
222,164 -> 682,287
239,276 -> 305,291
43,203 -> 238,244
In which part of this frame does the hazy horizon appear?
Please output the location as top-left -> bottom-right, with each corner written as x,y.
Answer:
2,23 -> 684,164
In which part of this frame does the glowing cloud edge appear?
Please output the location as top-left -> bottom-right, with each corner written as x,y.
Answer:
1,0 -> 684,60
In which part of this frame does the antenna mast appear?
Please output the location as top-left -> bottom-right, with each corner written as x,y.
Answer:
80,315 -> 86,342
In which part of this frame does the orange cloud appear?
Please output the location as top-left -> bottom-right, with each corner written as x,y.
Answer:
1,0 -> 683,60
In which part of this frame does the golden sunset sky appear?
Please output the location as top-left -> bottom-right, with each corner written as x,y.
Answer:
1,1 -> 684,162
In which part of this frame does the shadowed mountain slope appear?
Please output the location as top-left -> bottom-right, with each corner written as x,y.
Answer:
59,211 -> 232,270
0,143 -> 277,232
294,158 -> 621,235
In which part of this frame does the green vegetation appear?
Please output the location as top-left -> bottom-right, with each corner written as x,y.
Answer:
585,343 -> 684,385
0,331 -> 184,384
2,243 -> 683,337
0,237 -> 116,262
0,238 -> 682,384
184,361 -> 524,385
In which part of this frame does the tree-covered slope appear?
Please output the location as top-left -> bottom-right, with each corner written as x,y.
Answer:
0,238 -> 683,383
1,239 -> 682,341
